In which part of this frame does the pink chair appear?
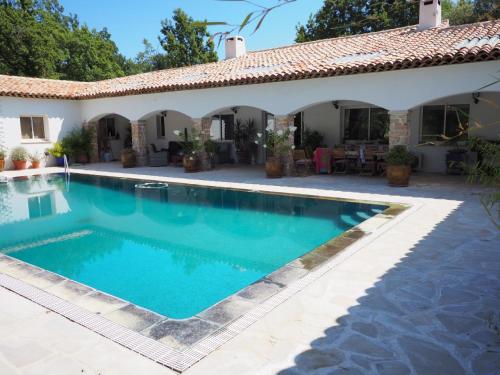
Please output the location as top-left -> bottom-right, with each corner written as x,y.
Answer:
313,148 -> 332,174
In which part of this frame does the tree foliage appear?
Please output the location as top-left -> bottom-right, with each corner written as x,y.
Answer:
0,0 -> 128,81
295,0 -> 499,43
158,8 -> 217,69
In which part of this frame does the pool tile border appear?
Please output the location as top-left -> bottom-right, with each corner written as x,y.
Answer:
0,172 -> 414,372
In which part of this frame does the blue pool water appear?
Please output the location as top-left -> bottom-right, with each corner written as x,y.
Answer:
0,174 -> 385,318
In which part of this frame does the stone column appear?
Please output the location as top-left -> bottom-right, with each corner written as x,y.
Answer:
192,117 -> 212,142
83,121 -> 98,163
388,110 -> 410,148
275,114 -> 295,176
131,120 -> 147,166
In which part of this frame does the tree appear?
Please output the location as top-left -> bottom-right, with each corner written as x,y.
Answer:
295,0 -> 418,43
158,8 -> 217,69
0,0 -> 129,81
130,39 -> 169,74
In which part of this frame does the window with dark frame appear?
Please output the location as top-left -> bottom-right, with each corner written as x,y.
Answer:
343,108 -> 388,141
156,115 -> 166,139
20,116 -> 46,140
421,104 -> 469,143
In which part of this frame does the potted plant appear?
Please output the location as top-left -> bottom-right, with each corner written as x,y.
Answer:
48,142 -> 65,166
204,139 -> 217,170
29,152 -> 43,169
10,146 -> 29,170
121,148 -> 137,168
173,129 -> 204,173
0,148 -> 5,171
386,145 -> 414,187
302,129 -> 324,158
61,127 -> 95,164
258,123 -> 296,178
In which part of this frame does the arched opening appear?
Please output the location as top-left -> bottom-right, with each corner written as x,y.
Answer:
89,113 -> 132,163
289,100 -> 390,156
405,91 -> 500,173
202,105 -> 274,165
139,109 -> 194,166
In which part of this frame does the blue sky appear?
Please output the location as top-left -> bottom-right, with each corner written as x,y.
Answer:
59,0 -> 325,59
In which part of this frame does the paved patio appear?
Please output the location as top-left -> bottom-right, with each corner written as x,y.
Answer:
0,164 -> 498,375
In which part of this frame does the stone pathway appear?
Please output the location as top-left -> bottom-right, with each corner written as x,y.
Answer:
1,165 -> 499,374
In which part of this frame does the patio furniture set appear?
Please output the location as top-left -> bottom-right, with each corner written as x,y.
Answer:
293,144 -> 389,177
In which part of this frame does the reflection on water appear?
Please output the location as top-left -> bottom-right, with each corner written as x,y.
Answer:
0,174 -> 386,318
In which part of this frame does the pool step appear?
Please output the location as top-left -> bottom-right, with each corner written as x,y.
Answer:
1,230 -> 93,255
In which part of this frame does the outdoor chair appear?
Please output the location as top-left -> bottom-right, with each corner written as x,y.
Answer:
293,149 -> 313,176
359,144 -> 377,176
149,144 -> 168,167
344,144 -> 360,173
332,146 -> 347,174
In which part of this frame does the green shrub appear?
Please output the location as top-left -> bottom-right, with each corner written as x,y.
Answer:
10,146 -> 29,161
386,145 -> 414,166
48,142 -> 65,157
62,127 -> 95,157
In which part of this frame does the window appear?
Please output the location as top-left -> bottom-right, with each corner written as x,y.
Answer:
343,108 -> 388,141
421,104 -> 469,143
210,115 -> 234,140
156,115 -> 166,139
105,118 -> 116,137
20,116 -> 45,140
293,112 -> 303,147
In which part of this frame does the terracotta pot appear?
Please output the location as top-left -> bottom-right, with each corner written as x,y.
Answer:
387,165 -> 411,187
76,153 -> 88,164
265,156 -> 283,178
31,161 -> 41,169
183,156 -> 201,173
0,159 -> 4,171
121,150 -> 136,168
13,160 -> 27,170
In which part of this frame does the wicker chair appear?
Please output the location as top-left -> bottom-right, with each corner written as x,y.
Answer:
332,146 -> 348,174
293,149 -> 313,176
149,144 -> 168,167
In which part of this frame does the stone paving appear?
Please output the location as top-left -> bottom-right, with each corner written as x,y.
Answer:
1,164 -> 499,374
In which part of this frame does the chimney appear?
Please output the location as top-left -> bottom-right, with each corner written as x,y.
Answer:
225,36 -> 246,59
418,0 -> 442,30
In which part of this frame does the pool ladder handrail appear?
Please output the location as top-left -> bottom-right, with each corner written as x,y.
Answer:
63,154 -> 70,191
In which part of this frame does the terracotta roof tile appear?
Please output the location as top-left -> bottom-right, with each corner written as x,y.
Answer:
1,20 -> 499,100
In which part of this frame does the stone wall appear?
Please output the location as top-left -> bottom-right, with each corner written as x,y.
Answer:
389,111 -> 410,148
131,120 -> 147,166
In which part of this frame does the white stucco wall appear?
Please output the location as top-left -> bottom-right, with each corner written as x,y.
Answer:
145,111 -> 194,150
0,97 -> 81,168
79,61 -> 500,121
1,60 -> 498,172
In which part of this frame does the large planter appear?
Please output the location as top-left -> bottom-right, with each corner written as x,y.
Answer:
31,161 -> 41,169
13,160 -> 27,170
0,159 -> 4,171
265,156 -> 283,178
387,165 -> 411,187
55,156 -> 65,167
183,156 -> 201,173
121,149 -> 137,168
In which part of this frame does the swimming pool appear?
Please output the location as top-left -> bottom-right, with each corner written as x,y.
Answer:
0,174 -> 386,319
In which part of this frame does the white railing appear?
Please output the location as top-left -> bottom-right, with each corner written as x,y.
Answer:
63,154 -> 70,191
